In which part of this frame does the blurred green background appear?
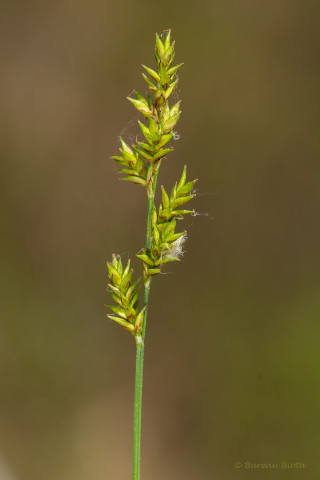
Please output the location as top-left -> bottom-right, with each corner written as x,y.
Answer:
1,1 -> 320,479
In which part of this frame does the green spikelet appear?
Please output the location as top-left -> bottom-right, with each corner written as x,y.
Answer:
106,255 -> 144,340
111,30 -> 183,187
138,165 -> 196,279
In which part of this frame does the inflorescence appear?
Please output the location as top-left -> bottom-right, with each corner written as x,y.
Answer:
107,31 -> 196,342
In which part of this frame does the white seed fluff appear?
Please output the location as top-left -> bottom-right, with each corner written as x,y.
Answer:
164,233 -> 187,261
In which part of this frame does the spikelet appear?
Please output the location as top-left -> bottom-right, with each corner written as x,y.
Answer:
137,165 -> 197,283
106,255 -> 145,342
111,30 -> 182,198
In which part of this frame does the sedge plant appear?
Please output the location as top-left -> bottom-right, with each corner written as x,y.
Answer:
106,30 -> 197,480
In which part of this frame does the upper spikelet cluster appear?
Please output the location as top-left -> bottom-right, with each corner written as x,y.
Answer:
111,30 -> 183,197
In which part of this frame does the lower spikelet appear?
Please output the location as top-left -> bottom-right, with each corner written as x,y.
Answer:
106,254 -> 145,340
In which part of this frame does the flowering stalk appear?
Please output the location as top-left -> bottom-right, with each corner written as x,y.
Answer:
106,30 -> 197,480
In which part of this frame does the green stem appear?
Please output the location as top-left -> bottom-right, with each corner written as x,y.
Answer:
132,342 -> 144,480
132,169 -> 159,480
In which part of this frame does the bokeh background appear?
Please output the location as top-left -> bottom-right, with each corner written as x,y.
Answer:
1,1 -> 320,479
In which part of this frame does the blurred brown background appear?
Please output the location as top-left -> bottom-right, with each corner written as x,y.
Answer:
1,1 -> 320,479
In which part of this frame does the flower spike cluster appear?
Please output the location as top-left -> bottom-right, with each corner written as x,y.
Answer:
107,31 -> 197,338
107,255 -> 145,342
111,30 -> 183,197
137,165 -> 197,282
